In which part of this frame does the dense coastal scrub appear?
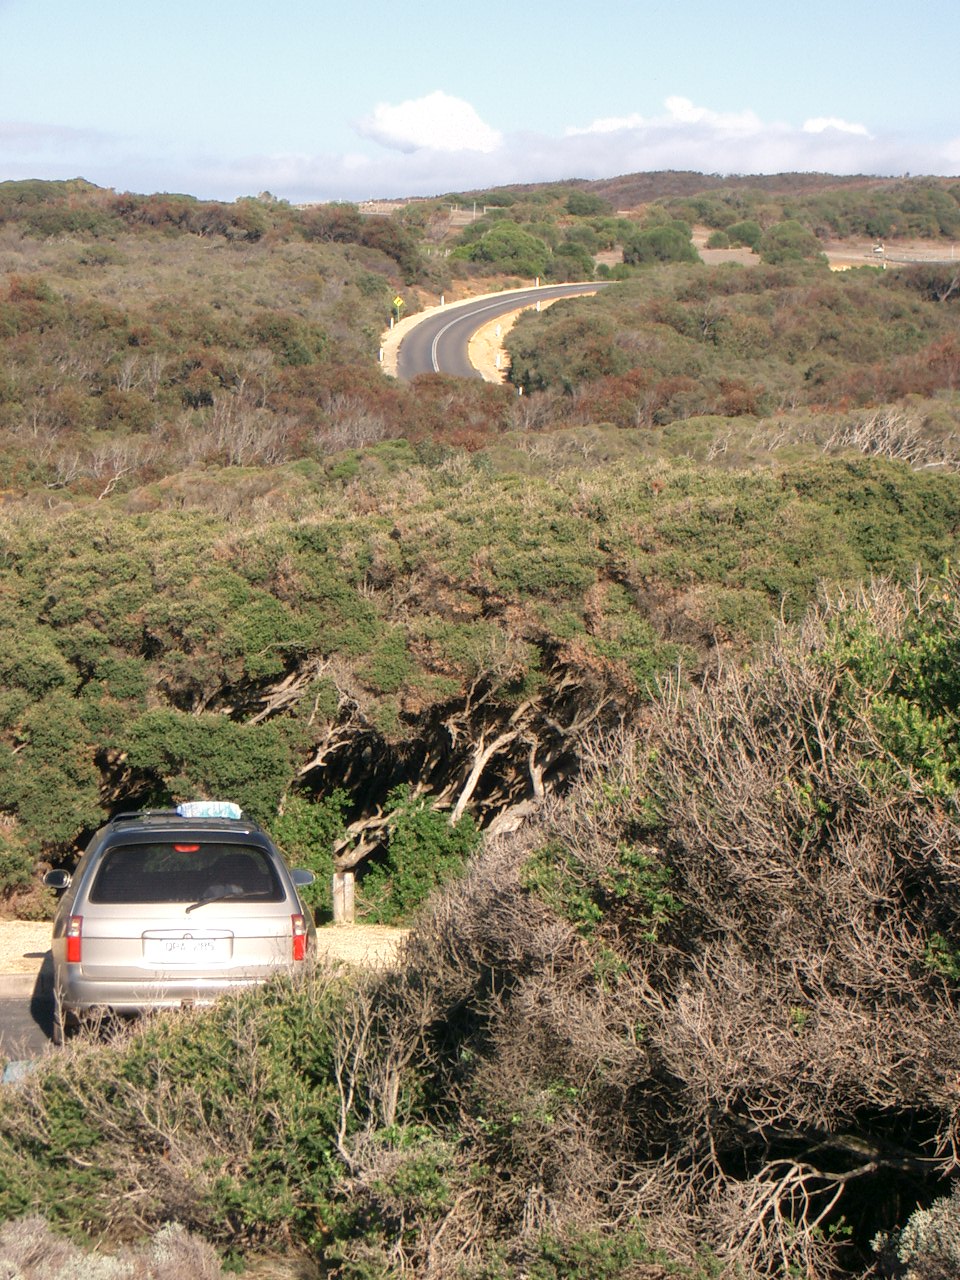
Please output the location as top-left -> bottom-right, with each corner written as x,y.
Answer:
0,174 -> 959,1275
3,447 -> 960,921
2,579 -> 960,1278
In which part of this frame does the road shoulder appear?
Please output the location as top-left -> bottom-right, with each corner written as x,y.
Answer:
380,284 -> 600,382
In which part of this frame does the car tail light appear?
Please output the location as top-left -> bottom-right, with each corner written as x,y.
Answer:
291,914 -> 307,962
66,916 -> 82,964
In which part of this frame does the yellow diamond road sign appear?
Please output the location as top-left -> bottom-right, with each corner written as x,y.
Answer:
393,295 -> 404,309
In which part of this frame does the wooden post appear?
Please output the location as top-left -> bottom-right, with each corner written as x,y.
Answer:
332,870 -> 356,924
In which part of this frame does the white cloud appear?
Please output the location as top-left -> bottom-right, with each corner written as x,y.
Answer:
549,96 -> 950,191
803,116 -> 872,137
565,111 -> 646,137
566,97 -> 765,138
1,91 -> 957,204
176,111 -> 960,204
356,91 -> 502,154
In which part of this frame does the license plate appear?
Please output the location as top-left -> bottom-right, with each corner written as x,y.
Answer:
143,935 -> 231,963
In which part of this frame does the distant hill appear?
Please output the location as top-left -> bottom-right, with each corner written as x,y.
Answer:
448,169 -> 937,210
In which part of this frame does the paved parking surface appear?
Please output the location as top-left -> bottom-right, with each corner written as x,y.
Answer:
0,961 -> 55,1061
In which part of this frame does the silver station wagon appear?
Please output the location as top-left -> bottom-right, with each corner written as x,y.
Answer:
44,802 -> 316,1041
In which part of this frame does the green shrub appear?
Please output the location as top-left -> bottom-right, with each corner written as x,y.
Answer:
0,974 -> 349,1249
0,833 -> 35,896
874,1180 -> 960,1279
468,1223 -> 686,1279
622,224 -> 699,265
565,191 -> 612,218
546,240 -> 596,281
821,581 -> 960,798
0,628 -> 76,698
121,709 -> 293,825
726,218 -> 763,250
464,223 -> 552,279
327,1127 -> 463,1277
359,786 -> 481,923
2,692 -> 103,850
249,311 -> 328,366
357,628 -> 413,694
524,1224 -> 678,1279
522,836 -> 678,947
271,790 -> 349,916
759,219 -> 826,265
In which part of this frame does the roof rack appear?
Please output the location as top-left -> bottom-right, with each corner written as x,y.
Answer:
108,801 -> 244,824
108,808 -> 182,823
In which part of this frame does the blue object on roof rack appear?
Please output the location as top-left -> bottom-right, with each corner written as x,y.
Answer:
176,801 -> 243,820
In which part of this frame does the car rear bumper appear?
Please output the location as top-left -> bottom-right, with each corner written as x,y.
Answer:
54,964 -> 298,1016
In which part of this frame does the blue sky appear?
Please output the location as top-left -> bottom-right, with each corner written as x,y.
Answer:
1,0 -> 957,203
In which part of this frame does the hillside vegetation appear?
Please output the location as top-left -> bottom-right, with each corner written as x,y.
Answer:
507,260 -> 960,414
0,174 -> 959,1277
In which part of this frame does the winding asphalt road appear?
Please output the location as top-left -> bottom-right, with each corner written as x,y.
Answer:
395,281 -> 611,380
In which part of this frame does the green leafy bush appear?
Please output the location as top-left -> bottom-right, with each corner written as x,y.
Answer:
469,1223 -> 686,1279
522,836 -> 678,948
360,786 -> 480,923
725,218 -> 763,250
271,790 -> 349,916
622,223 -> 699,265
2,692 -> 102,851
821,580 -> 960,798
545,240 -> 596,281
759,219 -> 826,264
121,709 -> 293,825
460,223 -> 552,279
565,190 -> 612,217
0,832 -> 35,897
248,311 -> 328,366
0,974 -> 349,1249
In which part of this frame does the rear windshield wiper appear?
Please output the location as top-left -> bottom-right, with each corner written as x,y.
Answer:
185,891 -> 246,915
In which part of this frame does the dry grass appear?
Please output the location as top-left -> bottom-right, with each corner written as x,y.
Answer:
0,1217 -> 225,1279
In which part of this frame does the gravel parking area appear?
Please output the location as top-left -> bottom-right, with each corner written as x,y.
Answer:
0,922 -> 49,975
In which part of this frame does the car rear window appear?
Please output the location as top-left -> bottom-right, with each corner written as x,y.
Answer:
89,842 -> 284,904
